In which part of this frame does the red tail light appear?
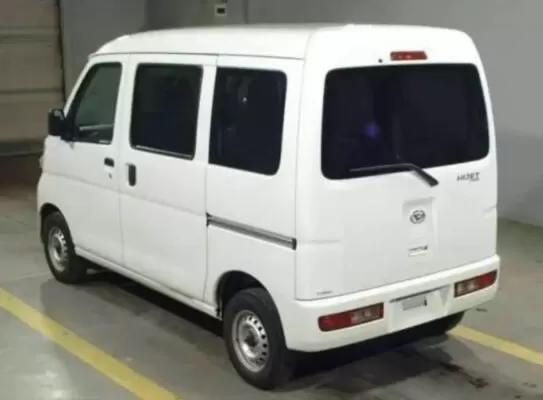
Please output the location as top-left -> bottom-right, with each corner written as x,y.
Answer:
455,270 -> 497,297
318,303 -> 384,332
391,51 -> 427,61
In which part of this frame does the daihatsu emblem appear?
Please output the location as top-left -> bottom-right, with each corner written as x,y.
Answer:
410,210 -> 426,224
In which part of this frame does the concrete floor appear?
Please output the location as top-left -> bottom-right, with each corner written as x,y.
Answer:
0,160 -> 542,399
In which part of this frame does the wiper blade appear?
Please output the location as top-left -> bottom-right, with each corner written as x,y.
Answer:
349,163 -> 439,187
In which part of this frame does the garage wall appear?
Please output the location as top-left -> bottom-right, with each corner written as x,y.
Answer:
147,0 -> 202,28
247,0 -> 543,226
60,0 -> 147,93
147,0 -> 247,28
0,0 -> 63,152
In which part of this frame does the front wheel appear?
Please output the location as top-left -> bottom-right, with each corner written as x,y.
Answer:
42,212 -> 87,284
223,288 -> 294,390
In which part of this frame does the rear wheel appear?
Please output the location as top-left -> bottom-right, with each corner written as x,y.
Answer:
425,312 -> 465,336
223,288 -> 294,390
42,212 -> 87,284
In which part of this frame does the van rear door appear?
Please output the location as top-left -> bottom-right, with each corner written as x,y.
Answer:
296,50 -> 497,300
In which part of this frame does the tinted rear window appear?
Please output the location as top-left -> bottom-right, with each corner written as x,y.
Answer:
322,64 -> 489,180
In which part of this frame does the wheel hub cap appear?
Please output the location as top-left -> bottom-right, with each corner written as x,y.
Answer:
47,227 -> 68,272
232,311 -> 269,373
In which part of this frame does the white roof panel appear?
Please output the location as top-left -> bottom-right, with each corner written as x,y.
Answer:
94,24 -> 467,60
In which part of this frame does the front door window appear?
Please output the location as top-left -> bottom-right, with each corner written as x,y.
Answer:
68,63 -> 122,144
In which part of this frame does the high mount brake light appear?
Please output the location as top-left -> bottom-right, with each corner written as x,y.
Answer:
390,51 -> 427,61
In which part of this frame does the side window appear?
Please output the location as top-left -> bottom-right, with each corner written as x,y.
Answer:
130,64 -> 202,158
69,63 -> 122,144
209,68 -> 287,175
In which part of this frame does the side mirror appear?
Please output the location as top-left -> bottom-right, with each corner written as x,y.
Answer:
48,108 -> 71,141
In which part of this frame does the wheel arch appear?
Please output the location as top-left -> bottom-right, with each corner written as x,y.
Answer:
39,203 -> 62,236
215,270 -> 269,318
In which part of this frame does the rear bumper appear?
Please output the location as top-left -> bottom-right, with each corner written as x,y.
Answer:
283,255 -> 500,352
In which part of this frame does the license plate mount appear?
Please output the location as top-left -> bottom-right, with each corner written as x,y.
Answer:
401,293 -> 428,311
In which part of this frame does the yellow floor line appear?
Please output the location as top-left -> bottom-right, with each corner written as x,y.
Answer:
0,289 -> 180,400
453,325 -> 543,367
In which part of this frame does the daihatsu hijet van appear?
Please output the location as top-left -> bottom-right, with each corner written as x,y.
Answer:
38,24 -> 499,389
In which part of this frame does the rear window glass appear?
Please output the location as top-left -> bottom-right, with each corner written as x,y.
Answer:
322,64 -> 489,180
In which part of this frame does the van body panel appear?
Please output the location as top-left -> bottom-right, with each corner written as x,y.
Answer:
117,54 -> 216,300
295,28 -> 497,300
286,255 -> 499,351
205,56 -> 303,238
204,57 -> 303,321
204,226 -> 297,326
76,247 -> 218,318
39,54 -> 129,266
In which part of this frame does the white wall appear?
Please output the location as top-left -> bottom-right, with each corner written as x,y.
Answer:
60,0 -> 147,92
248,0 -> 543,226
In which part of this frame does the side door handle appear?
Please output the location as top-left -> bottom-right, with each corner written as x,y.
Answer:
104,157 -> 115,167
127,163 -> 137,186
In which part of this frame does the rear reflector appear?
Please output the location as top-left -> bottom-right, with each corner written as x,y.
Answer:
454,270 -> 497,297
391,51 -> 427,61
318,303 -> 384,332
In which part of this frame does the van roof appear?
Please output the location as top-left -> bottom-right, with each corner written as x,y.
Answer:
94,24 -> 469,60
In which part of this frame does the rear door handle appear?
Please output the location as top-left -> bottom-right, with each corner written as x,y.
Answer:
127,163 -> 137,186
104,157 -> 115,167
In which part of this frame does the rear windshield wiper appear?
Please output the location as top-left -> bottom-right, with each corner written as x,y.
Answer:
349,163 -> 439,187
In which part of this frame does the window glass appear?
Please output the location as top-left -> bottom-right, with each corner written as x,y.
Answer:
322,64 -> 489,180
209,68 -> 287,175
71,64 -> 122,144
131,64 -> 202,157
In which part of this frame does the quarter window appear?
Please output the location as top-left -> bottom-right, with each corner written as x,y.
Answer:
69,63 -> 122,144
209,68 -> 287,175
130,64 -> 202,158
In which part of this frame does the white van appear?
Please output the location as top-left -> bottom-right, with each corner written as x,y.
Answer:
38,24 -> 499,389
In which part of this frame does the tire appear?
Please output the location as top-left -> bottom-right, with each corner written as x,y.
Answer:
425,312 -> 465,336
223,288 -> 294,390
41,212 -> 87,284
